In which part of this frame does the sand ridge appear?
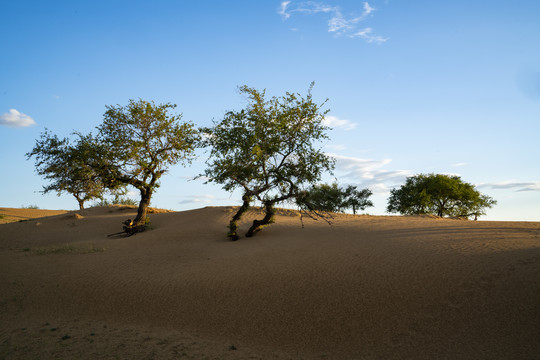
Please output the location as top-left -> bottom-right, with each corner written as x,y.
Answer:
1,206 -> 539,359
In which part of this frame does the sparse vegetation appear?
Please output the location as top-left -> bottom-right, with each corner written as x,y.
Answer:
21,205 -> 40,209
92,194 -> 138,207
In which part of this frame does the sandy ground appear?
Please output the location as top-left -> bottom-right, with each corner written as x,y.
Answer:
0,206 -> 539,359
0,207 -> 68,225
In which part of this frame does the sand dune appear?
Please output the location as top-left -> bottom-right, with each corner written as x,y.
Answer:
1,206 -> 539,359
0,207 -> 68,225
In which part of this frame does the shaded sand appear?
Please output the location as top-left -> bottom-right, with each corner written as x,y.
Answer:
1,206 -> 539,359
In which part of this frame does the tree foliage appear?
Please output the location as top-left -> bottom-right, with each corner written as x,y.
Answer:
387,173 -> 496,218
91,99 -> 198,228
26,130 -> 109,209
297,183 -> 373,214
202,84 -> 335,239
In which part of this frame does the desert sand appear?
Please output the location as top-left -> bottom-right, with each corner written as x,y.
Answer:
0,205 -> 539,359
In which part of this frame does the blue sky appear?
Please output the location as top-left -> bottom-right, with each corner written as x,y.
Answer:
1,0 -> 539,221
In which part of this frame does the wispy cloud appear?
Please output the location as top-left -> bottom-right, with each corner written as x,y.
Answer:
363,2 -> 375,16
452,162 -> 467,167
330,154 -> 410,193
350,27 -> 388,43
279,1 -> 292,19
279,1 -> 387,42
322,115 -> 357,130
478,181 -> 540,192
178,194 -> 217,205
0,109 -> 36,128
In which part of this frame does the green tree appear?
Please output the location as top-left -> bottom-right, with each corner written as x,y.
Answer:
342,185 -> 373,214
297,183 -> 344,213
387,173 -> 496,218
297,183 -> 373,214
202,84 -> 335,239
26,130 -> 110,209
92,99 -> 198,229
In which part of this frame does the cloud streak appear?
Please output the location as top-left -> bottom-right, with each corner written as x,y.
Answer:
0,109 -> 36,128
330,154 -> 410,193
478,181 -> 540,192
178,194 -> 217,205
279,1 -> 387,43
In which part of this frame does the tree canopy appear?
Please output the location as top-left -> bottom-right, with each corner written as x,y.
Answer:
26,130 -> 110,209
297,183 -> 373,215
91,99 -> 198,228
387,173 -> 496,218
202,84 -> 335,239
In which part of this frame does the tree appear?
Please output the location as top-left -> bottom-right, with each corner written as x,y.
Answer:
297,183 -> 344,213
297,183 -> 373,214
387,173 -> 496,219
26,130 -> 109,209
92,99 -> 198,229
342,185 -> 373,214
202,84 -> 335,239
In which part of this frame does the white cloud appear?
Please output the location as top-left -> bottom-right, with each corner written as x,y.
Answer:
452,162 -> 467,167
279,1 -> 386,42
363,2 -> 375,16
0,109 -> 36,128
330,154 -> 410,193
351,27 -> 388,43
279,1 -> 291,19
478,181 -> 540,192
322,115 -> 357,130
328,12 -> 351,34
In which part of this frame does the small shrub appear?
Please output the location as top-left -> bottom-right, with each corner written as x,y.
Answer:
92,196 -> 138,207
21,205 -> 40,209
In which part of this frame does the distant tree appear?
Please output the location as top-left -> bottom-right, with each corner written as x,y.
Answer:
297,183 -> 373,214
297,183 -> 344,213
387,173 -> 496,219
91,99 -> 198,229
342,185 -> 374,214
202,84 -> 335,239
26,130 -> 109,209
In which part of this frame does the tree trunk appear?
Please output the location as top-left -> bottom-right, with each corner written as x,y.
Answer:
245,201 -> 275,237
74,194 -> 85,210
133,188 -> 152,227
352,204 -> 356,215
228,193 -> 251,241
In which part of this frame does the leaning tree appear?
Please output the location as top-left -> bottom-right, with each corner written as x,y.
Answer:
26,130 -> 111,209
202,83 -> 335,240
92,99 -> 198,230
387,173 -> 496,218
